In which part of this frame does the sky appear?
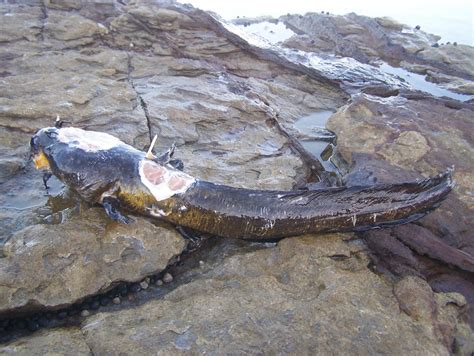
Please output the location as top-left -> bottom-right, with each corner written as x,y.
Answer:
178,0 -> 474,45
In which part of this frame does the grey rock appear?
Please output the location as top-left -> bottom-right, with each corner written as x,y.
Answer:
281,12 -> 474,94
0,328 -> 92,355
327,92 -> 474,328
0,0 -> 472,353
162,272 -> 173,284
80,236 -> 468,354
0,208 -> 185,316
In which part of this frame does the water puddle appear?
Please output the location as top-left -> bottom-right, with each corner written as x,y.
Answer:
220,16 -> 474,102
0,169 -> 80,247
236,21 -> 296,44
377,62 -> 474,102
294,110 -> 334,133
219,18 -> 410,88
293,110 -> 340,174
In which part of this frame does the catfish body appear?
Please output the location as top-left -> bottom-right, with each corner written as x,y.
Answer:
30,126 -> 453,240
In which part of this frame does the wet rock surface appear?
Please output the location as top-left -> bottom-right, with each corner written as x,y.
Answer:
0,208 -> 185,317
79,236 -> 468,354
326,94 -> 474,328
0,328 -> 92,355
1,236 -> 472,354
0,0 -> 473,353
281,12 -> 474,95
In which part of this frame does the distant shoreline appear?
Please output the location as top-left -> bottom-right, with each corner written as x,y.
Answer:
179,0 -> 474,46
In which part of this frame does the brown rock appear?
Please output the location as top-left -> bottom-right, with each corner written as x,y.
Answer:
0,328 -> 91,354
0,5 -> 43,42
328,92 -> 474,328
44,0 -> 83,10
80,236 -> 459,354
0,208 -> 186,316
0,0 -> 472,352
281,12 -> 472,94
394,276 -> 436,322
327,94 -> 473,206
45,12 -> 108,42
379,131 -> 430,166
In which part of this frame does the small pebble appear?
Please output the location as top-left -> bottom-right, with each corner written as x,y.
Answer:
100,297 -> 110,306
415,25 -> 421,30
453,42 -> 457,46
127,293 -> 136,301
155,279 -> 164,286
163,272 -> 173,284
144,277 -> 150,284
112,297 -> 121,305
199,260 -> 205,267
81,310 -> 90,317
140,281 -> 149,290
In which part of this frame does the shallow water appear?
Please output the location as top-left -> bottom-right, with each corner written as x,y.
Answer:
229,18 -> 473,102
294,111 -> 334,132
299,141 -> 337,172
293,111 -> 340,174
237,21 -> 296,44
181,0 -> 473,46
0,169 -> 79,248
378,62 -> 474,102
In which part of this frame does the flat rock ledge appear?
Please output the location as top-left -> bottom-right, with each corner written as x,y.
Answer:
0,208 -> 186,317
1,235 -> 473,354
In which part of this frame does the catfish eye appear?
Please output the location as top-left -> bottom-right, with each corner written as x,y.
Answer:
30,135 -> 39,151
45,130 -> 58,139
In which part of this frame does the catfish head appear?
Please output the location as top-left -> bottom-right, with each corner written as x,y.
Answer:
30,126 -> 195,221
30,126 -> 147,202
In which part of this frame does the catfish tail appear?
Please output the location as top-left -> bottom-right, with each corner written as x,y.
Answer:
167,170 -> 454,240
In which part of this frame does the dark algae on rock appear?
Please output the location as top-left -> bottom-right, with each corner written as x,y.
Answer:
0,0 -> 473,353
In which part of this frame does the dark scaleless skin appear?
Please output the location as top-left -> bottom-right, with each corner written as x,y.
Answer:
30,127 -> 453,241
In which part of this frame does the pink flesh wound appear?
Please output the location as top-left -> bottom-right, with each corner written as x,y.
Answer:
143,162 -> 166,185
168,175 -> 187,190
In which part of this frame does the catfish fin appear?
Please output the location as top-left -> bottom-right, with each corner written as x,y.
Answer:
102,196 -> 134,224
